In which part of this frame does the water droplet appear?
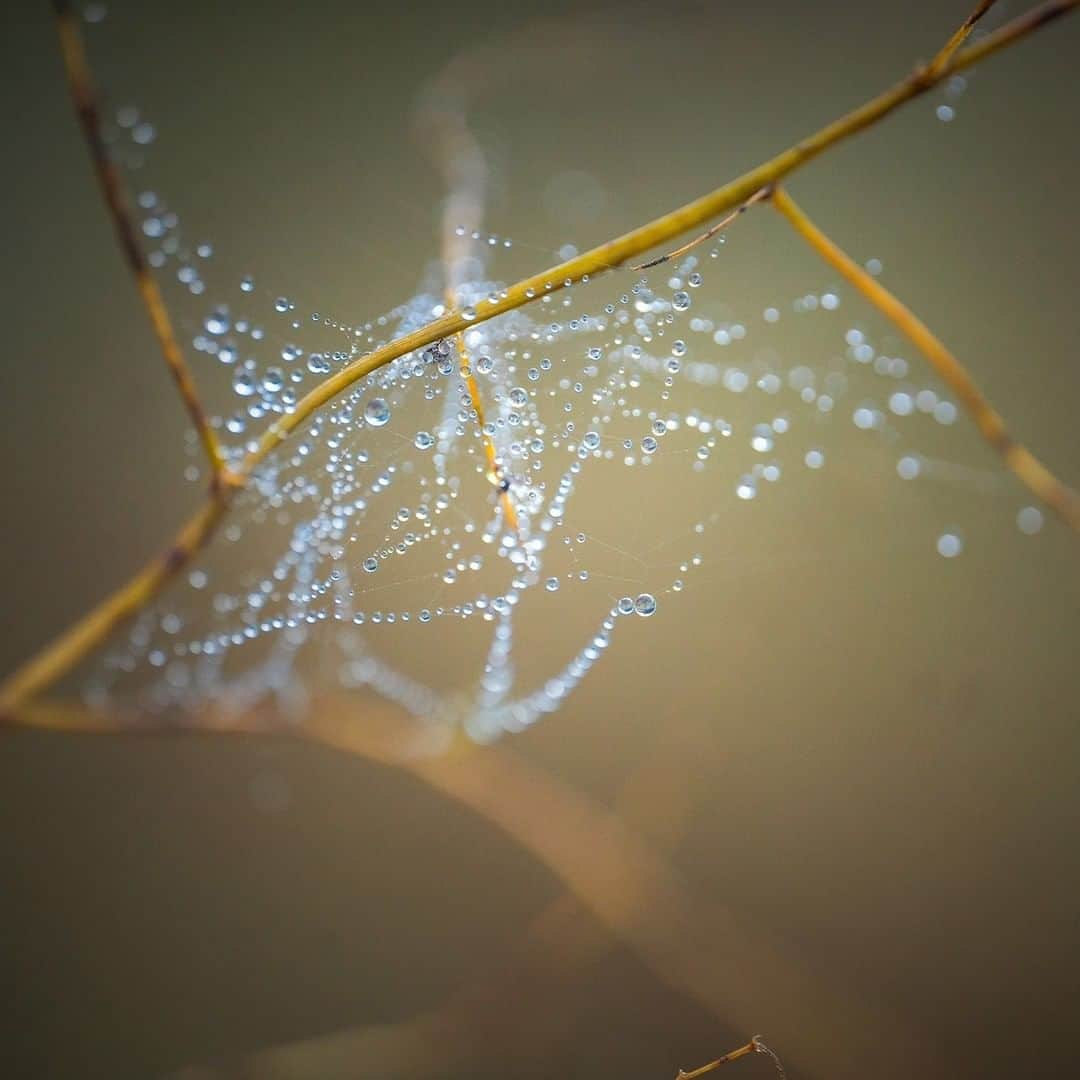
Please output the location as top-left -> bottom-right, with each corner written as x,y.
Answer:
232,372 -> 255,397
897,455 -> 921,480
364,397 -> 391,427
672,291 -> 691,312
751,423 -> 774,453
634,593 -> 657,616
262,368 -> 284,393
1017,506 -> 1044,535
204,307 -> 230,335
937,531 -> 963,558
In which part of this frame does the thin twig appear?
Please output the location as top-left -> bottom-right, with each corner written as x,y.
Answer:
676,1039 -> 756,1079
770,185 -> 1080,533
629,185 -> 773,272
677,1035 -> 786,1079
925,0 -> 998,78
422,86 -> 521,530
456,331 -> 522,531
1,1 -> 1074,719
52,0 -> 227,479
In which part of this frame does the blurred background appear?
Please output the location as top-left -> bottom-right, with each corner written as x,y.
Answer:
1,0 -> 1079,1077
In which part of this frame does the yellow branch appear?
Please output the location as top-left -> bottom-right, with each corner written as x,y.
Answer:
2,1 -> 1075,718
455,332 -> 521,532
0,494 -> 229,714
770,186 -> 1080,533
53,0 -> 227,478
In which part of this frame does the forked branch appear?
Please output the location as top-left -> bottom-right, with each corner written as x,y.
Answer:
2,0 -> 1076,719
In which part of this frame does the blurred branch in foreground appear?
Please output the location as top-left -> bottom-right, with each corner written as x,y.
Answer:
25,695 -> 947,1080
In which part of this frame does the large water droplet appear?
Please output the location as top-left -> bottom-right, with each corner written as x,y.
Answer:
364,397 -> 391,427
634,593 -> 657,616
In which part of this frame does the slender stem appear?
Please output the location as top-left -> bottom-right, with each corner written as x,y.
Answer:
676,1040 -> 756,1079
628,185 -> 773,272
456,332 -> 521,532
770,186 -> 1080,533
1,0 -> 1074,719
677,1035 -> 785,1079
52,0 -> 226,478
926,0 -> 998,78
423,68 -> 521,532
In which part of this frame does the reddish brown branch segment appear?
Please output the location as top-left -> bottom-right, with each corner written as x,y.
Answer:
629,186 -> 774,272
53,0 -> 226,477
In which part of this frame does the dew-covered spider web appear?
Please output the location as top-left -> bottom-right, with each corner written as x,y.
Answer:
76,4 -> 1049,742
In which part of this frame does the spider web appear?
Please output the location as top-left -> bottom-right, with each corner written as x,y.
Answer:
76,4 -> 1045,741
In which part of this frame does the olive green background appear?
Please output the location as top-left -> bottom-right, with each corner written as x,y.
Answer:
1,1 -> 1078,1077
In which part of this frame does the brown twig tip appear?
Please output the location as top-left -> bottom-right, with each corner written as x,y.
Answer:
752,1035 -> 787,1078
